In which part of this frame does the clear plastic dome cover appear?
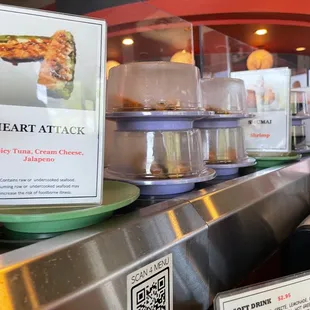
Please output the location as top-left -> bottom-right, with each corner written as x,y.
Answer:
291,124 -> 306,150
107,129 -> 205,179
291,89 -> 309,116
200,127 -> 248,163
107,62 -> 201,112
200,78 -> 248,114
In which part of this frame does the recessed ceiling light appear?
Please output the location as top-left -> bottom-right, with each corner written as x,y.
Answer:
296,47 -> 306,52
255,29 -> 268,36
122,38 -> 134,46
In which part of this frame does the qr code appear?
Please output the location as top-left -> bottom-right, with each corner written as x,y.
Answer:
130,267 -> 170,310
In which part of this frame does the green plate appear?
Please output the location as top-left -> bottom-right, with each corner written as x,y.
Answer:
255,154 -> 302,168
0,181 -> 139,233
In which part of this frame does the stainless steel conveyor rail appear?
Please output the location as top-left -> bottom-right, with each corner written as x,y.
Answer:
1,159 -> 310,309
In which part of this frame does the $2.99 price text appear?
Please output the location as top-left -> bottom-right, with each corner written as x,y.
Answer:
232,293 -> 292,310
278,294 -> 291,302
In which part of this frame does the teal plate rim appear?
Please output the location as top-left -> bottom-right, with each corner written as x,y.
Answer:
255,154 -> 302,161
0,181 -> 140,223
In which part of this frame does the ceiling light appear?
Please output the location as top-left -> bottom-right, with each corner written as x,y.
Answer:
122,38 -> 134,45
255,29 -> 268,36
296,47 -> 306,52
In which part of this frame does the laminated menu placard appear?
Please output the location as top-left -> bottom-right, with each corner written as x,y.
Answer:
215,271 -> 310,310
0,5 -> 106,205
231,68 -> 291,153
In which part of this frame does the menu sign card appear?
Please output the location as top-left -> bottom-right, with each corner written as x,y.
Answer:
0,5 -> 106,205
231,68 -> 291,153
215,272 -> 310,310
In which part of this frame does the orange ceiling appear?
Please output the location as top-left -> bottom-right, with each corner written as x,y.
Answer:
88,0 -> 310,28
147,0 -> 310,20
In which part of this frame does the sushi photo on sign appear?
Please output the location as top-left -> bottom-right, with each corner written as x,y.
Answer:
0,30 -> 76,100
0,11 -> 100,111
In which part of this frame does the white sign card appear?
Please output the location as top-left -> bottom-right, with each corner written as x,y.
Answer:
0,5 -> 106,205
127,254 -> 173,310
231,68 -> 291,153
215,272 -> 310,310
